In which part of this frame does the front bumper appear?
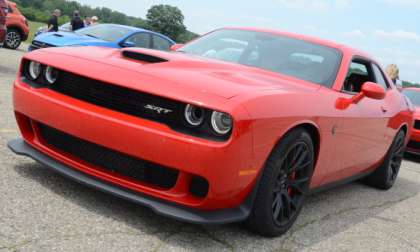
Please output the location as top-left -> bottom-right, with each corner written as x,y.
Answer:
407,128 -> 420,154
12,77 -> 257,211
0,27 -> 5,46
7,138 -> 253,224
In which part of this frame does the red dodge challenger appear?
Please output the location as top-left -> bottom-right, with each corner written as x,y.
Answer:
8,28 -> 414,237
402,88 -> 420,154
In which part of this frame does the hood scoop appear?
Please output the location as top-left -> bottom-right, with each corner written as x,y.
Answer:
53,34 -> 64,37
122,50 -> 169,64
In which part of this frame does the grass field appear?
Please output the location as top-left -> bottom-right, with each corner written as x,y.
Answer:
27,21 -> 46,43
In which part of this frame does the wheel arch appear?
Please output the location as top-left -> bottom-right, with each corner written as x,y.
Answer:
6,25 -> 23,35
272,121 -> 321,170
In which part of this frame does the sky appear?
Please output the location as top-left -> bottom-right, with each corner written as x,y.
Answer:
76,0 -> 420,83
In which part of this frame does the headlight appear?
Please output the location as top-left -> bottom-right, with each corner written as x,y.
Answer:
184,104 -> 204,126
211,111 -> 233,135
28,61 -> 42,80
45,66 -> 59,84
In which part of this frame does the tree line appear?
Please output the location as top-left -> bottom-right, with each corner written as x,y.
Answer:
13,0 -> 198,43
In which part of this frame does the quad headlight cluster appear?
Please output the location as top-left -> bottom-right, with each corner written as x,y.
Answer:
184,104 -> 233,136
25,60 -> 59,85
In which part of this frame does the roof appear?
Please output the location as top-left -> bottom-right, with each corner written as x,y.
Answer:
94,24 -> 175,42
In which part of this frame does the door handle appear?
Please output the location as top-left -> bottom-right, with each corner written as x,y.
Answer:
381,106 -> 388,113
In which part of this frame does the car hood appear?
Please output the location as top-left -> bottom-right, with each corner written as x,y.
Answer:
34,31 -> 113,47
26,47 -> 320,100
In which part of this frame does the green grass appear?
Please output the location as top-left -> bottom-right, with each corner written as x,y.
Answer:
27,21 -> 46,43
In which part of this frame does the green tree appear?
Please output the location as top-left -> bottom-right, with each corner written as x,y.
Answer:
146,5 -> 186,41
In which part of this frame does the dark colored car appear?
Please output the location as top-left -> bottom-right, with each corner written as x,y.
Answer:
4,1 -> 29,49
0,0 -> 6,47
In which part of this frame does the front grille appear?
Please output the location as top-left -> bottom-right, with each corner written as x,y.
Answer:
21,60 -> 231,141
52,71 -> 185,126
31,40 -> 55,50
407,141 -> 420,150
37,123 -> 179,189
414,120 -> 420,130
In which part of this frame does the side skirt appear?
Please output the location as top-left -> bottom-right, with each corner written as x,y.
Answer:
309,170 -> 375,195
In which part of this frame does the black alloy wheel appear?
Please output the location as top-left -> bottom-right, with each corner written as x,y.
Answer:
248,128 -> 314,237
364,130 -> 406,190
272,141 -> 312,226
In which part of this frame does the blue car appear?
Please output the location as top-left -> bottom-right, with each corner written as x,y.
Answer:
29,23 -> 175,51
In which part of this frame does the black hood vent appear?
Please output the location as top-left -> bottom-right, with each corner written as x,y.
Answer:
122,50 -> 168,64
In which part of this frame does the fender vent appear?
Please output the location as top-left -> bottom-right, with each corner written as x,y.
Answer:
122,50 -> 168,64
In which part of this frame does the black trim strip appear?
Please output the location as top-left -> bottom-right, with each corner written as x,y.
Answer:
7,138 -> 253,225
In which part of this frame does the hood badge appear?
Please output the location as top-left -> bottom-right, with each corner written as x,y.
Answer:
144,104 -> 173,114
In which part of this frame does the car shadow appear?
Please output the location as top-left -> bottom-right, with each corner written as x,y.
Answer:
404,152 -> 420,163
13,161 -> 420,251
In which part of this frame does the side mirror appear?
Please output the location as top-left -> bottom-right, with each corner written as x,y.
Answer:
361,82 -> 386,100
120,41 -> 135,48
336,82 -> 385,110
170,44 -> 184,51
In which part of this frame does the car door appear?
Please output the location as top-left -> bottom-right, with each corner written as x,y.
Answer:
331,58 -> 389,179
151,34 -> 172,51
124,32 -> 151,49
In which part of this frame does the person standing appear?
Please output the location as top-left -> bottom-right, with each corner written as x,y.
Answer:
71,10 -> 85,31
385,64 -> 400,84
47,9 -> 61,32
84,17 -> 91,27
91,16 -> 98,26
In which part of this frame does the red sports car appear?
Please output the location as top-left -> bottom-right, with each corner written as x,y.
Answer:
402,88 -> 420,154
8,28 -> 414,237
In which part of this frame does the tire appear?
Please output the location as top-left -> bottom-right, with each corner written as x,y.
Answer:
364,130 -> 405,190
247,128 -> 315,237
5,29 -> 22,50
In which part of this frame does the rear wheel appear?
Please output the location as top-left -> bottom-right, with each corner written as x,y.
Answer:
5,29 -> 22,50
364,130 -> 405,190
247,128 -> 314,237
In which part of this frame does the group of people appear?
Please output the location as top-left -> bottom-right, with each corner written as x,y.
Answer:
47,9 -> 99,32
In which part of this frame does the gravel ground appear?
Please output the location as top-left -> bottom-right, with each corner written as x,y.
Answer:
1,45 -> 420,252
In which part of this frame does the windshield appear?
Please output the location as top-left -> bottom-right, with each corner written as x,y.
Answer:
76,25 -> 133,42
179,29 -> 342,86
403,89 -> 420,106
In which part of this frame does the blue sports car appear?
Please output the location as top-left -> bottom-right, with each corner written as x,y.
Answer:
29,24 -> 175,51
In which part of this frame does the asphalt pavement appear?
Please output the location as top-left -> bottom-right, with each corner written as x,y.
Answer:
1,45 -> 420,252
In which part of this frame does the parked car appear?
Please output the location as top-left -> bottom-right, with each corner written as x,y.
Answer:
402,88 -> 420,154
34,22 -> 72,38
0,0 -> 6,47
8,27 -> 413,237
3,1 -> 29,49
29,23 -> 175,51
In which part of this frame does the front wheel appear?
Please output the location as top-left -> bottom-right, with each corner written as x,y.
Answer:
247,128 -> 315,237
5,29 -> 22,50
364,130 -> 405,190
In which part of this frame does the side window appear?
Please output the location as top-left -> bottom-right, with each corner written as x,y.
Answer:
343,61 -> 375,93
7,5 -> 13,13
371,64 -> 389,90
126,33 -> 151,48
152,35 -> 171,51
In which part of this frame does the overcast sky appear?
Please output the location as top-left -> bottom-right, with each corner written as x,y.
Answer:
76,0 -> 420,82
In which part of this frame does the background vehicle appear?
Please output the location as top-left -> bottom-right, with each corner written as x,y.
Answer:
29,23 -> 175,51
402,88 -> 420,154
8,28 -> 413,237
0,0 -> 7,47
34,22 -> 71,38
4,1 -> 29,49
